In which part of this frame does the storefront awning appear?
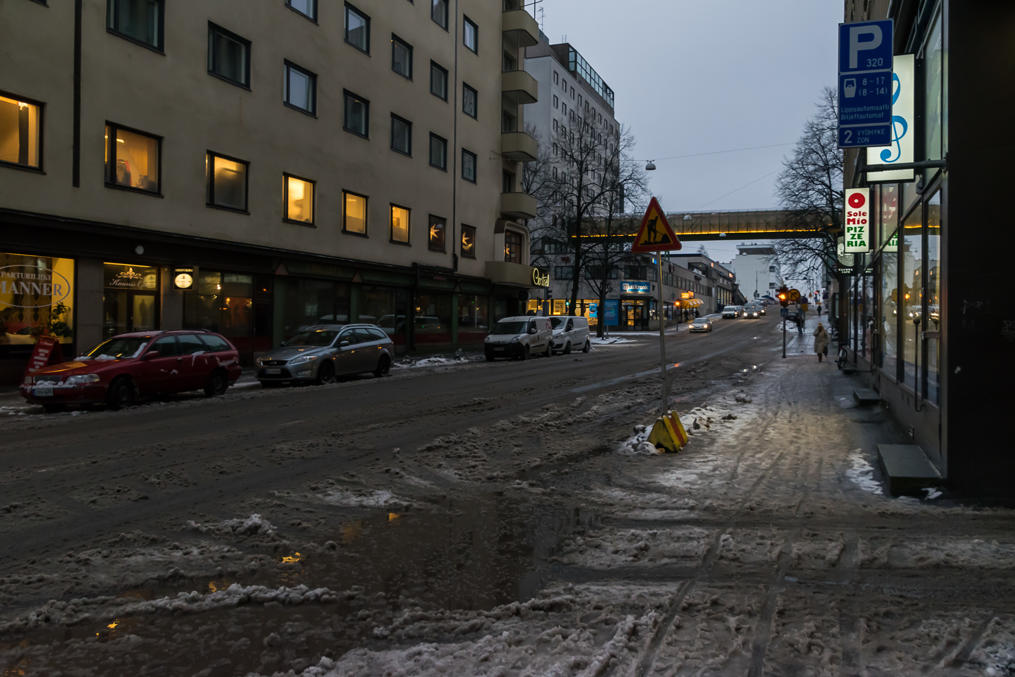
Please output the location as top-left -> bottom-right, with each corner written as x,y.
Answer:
680,298 -> 703,308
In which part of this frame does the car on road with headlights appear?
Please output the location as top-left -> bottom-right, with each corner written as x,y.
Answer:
689,317 -> 713,333
256,324 -> 393,386
743,304 -> 763,319
20,330 -> 242,412
721,305 -> 744,319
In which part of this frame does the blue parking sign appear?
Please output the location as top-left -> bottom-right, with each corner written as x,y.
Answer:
838,20 -> 893,148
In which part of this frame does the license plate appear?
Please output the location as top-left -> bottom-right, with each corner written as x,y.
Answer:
264,368 -> 281,375
33,384 -> 54,397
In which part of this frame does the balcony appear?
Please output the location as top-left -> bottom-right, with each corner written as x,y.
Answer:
485,261 -> 534,287
501,192 -> 537,219
502,70 -> 538,105
501,131 -> 538,162
502,9 -> 539,47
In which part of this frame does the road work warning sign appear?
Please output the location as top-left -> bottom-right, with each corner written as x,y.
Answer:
631,197 -> 681,253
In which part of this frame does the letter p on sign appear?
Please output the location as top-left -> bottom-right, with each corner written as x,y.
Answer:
848,25 -> 882,69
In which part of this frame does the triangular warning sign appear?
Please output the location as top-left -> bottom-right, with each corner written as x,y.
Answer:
631,197 -> 681,252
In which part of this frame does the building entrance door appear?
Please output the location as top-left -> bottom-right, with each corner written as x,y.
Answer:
102,263 -> 159,339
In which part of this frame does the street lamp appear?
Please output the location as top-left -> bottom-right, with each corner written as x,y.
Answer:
645,160 -> 656,171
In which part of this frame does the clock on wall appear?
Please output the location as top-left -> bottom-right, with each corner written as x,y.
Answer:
173,268 -> 195,290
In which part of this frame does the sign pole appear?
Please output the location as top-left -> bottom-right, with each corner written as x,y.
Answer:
657,256 -> 670,415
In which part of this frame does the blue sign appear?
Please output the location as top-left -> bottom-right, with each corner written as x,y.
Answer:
620,280 -> 650,295
604,300 -> 620,327
838,20 -> 893,148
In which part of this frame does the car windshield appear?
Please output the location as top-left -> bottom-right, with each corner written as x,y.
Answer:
87,336 -> 150,359
550,318 -> 565,329
285,329 -> 339,346
494,321 -> 528,334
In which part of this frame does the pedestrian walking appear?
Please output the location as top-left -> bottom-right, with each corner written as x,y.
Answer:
817,303 -> 822,316
795,314 -> 804,335
813,322 -> 829,362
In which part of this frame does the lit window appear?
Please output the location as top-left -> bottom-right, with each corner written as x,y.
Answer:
391,34 -> 412,78
462,83 -> 477,118
390,204 -> 410,243
461,224 -> 476,259
344,91 -> 369,137
286,0 -> 317,21
107,0 -> 163,50
0,95 -> 42,169
206,151 -> 248,211
208,23 -> 250,87
461,149 -> 476,183
345,3 -> 369,53
430,61 -> 448,100
431,0 -> 447,29
504,230 -> 522,263
429,133 -> 447,170
343,191 -> 367,234
104,122 -> 160,193
463,17 -> 478,52
284,61 -> 316,114
283,173 -> 314,224
391,114 -> 411,155
428,215 -> 446,251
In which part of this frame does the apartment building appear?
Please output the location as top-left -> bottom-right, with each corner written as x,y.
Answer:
733,244 -> 779,302
0,0 -> 541,381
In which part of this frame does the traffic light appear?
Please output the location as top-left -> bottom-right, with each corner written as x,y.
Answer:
777,286 -> 789,307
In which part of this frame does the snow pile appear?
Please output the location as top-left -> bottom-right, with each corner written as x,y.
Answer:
396,351 -> 476,369
845,450 -> 883,494
320,488 -> 402,508
591,336 -> 636,345
188,513 -> 277,536
617,424 -> 658,455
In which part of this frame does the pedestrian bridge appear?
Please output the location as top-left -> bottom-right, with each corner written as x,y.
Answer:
667,209 -> 833,241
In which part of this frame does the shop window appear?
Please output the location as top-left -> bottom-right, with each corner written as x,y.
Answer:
463,16 -> 478,53
206,151 -> 248,211
344,90 -> 369,137
428,215 -> 446,252
461,149 -> 476,182
107,0 -> 163,51
926,191 -> 941,404
104,122 -> 160,193
0,253 -> 75,349
0,94 -> 42,169
343,190 -> 367,235
283,173 -> 314,225
344,3 -> 369,53
390,204 -> 410,244
208,23 -> 250,88
284,61 -> 316,115
462,83 -> 477,118
900,206 -> 922,386
280,279 -> 349,337
391,34 -> 412,78
457,293 -> 488,344
362,285 -> 409,345
102,262 -> 158,338
414,293 -> 451,344
430,61 -> 448,100
390,114 -> 411,155
429,133 -> 447,170
286,0 -> 317,21
460,224 -> 476,258
431,0 -> 447,29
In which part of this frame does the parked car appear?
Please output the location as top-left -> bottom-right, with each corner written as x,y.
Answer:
689,317 -> 713,333
20,330 -> 242,412
721,305 -> 744,319
256,324 -> 393,386
549,316 -> 591,354
484,316 -> 552,361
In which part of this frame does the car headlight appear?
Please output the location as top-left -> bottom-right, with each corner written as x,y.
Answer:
289,354 -> 319,367
255,357 -> 265,367
511,337 -> 521,343
66,374 -> 101,385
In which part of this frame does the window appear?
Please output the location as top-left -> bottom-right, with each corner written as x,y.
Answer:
463,16 -> 478,52
461,224 -> 476,258
462,83 -> 477,118
552,119 -> 558,133
283,173 -> 314,224
428,215 -> 446,251
554,266 -> 572,279
107,0 -> 163,51
343,191 -> 367,235
552,94 -> 558,109
0,94 -> 42,169
345,3 -> 369,53
391,34 -> 412,78
344,90 -> 369,137
461,149 -> 476,182
429,133 -> 447,170
208,23 -> 250,88
206,151 -> 248,211
430,61 -> 448,100
284,61 -> 316,114
504,230 -> 523,263
431,0 -> 447,29
390,114 -> 411,155
286,0 -> 317,21
390,204 -> 410,244
104,122 -> 160,193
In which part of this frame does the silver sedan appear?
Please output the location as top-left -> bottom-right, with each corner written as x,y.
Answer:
256,324 -> 394,386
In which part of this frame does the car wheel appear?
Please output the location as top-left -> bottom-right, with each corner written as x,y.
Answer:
106,377 -> 134,411
485,352 -> 495,362
42,404 -> 65,414
520,345 -> 530,361
582,339 -> 591,353
563,341 -> 572,355
544,342 -> 552,357
204,369 -> 228,397
316,361 -> 336,385
373,354 -> 391,377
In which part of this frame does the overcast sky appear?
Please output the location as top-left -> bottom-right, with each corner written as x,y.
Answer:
535,0 -> 844,262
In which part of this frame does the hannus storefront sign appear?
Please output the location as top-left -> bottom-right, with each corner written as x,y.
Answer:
843,188 -> 871,253
0,264 -> 72,309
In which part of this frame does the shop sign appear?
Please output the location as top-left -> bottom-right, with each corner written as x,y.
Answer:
25,335 -> 62,375
106,266 -> 157,290
173,267 -> 196,290
530,267 -> 550,287
836,238 -> 855,266
843,188 -> 871,253
0,265 -> 72,309
866,54 -> 915,182
621,281 -> 650,295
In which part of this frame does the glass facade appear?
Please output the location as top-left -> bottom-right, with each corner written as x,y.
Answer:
414,293 -> 451,345
457,294 -> 488,345
103,262 -> 158,338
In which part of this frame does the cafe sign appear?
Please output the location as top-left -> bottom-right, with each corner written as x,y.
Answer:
843,188 -> 871,253
530,267 -> 550,287
0,265 -> 72,309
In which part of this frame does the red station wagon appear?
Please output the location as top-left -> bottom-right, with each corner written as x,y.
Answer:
20,330 -> 242,412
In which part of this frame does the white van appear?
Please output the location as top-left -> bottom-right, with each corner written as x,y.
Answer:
549,316 -> 591,354
484,316 -> 553,361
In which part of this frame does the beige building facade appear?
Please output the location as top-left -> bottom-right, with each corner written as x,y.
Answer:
0,0 -> 540,380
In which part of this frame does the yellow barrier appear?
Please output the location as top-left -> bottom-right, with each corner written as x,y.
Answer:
647,410 -> 689,453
